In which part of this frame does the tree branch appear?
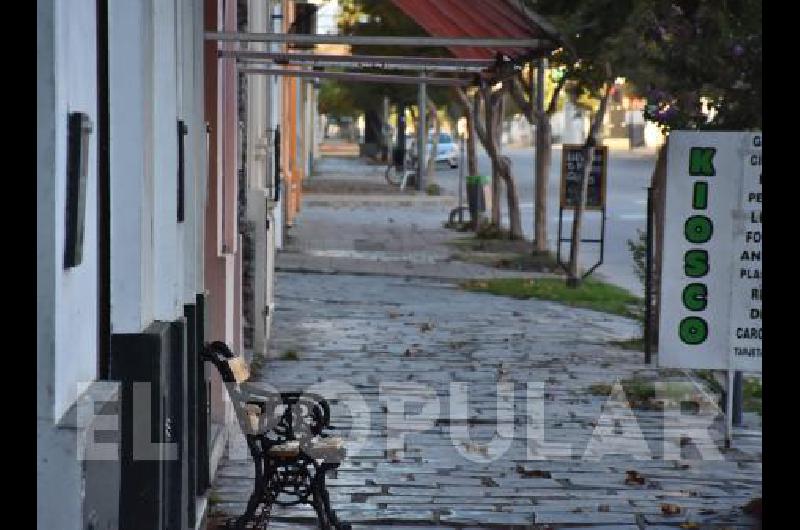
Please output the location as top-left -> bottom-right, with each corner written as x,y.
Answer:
546,72 -> 568,116
509,74 -> 536,123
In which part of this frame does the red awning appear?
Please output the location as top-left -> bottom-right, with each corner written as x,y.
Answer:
391,0 -> 548,60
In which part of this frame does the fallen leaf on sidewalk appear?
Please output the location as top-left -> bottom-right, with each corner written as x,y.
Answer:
661,503 -> 682,515
624,470 -> 646,485
597,505 -> 610,512
515,465 -> 552,478
679,522 -> 699,529
461,442 -> 489,456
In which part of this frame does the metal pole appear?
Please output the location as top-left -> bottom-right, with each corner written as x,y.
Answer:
238,67 -> 470,86
226,51 -> 496,68
725,369 -> 735,449
645,187 -> 653,364
534,58 -> 547,252
417,75 -> 427,191
224,51 -> 491,72
383,95 -> 390,162
459,134 -> 465,223
206,31 -> 549,49
733,371 -> 744,426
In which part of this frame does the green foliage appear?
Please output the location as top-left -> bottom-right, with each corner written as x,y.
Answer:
609,337 -> 646,351
526,0 -> 761,131
743,377 -> 762,415
318,80 -> 358,117
321,0 -> 456,119
638,0 -> 761,131
587,378 -> 656,403
461,277 -> 643,320
425,183 -> 441,196
626,229 -> 647,287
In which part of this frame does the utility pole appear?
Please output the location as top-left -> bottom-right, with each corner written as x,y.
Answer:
417,74 -> 427,191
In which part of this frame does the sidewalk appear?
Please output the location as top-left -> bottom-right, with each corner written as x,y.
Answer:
282,154 -> 553,281
210,154 -> 761,529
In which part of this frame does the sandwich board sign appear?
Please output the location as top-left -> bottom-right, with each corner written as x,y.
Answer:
560,145 -> 608,210
657,131 -> 761,373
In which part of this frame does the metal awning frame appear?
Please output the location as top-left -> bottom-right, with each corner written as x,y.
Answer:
206,31 -> 553,52
238,66 -> 474,86
221,51 -> 495,73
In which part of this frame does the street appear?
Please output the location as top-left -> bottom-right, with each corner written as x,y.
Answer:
434,144 -> 658,295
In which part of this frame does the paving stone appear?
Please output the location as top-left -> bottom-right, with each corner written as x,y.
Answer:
208,207 -> 762,529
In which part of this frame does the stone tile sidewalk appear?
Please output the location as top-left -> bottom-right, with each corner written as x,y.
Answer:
211,273 -> 761,529
210,155 -> 761,529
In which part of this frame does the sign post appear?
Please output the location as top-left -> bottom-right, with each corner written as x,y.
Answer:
657,131 -> 762,447
556,145 -> 608,277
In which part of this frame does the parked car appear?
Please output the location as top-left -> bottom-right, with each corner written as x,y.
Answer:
431,132 -> 459,168
404,132 -> 460,168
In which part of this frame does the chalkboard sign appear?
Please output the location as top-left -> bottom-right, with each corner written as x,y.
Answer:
560,145 -> 607,210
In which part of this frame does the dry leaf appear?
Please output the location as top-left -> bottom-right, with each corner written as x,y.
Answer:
661,503 -> 682,515
624,470 -> 646,485
515,465 -> 552,478
679,523 -> 699,529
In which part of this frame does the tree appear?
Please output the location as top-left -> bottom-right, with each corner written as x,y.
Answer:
455,83 -> 525,238
336,0 -> 455,175
524,0 -> 664,284
622,0 -> 762,344
508,62 -> 569,253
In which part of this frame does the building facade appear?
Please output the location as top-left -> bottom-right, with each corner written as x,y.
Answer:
37,1 -> 315,528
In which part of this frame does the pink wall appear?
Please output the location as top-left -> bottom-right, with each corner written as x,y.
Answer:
204,0 -> 242,362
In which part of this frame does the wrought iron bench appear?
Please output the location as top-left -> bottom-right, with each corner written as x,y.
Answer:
202,341 -> 351,530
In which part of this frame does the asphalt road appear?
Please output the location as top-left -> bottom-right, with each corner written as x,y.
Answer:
431,144 -> 658,296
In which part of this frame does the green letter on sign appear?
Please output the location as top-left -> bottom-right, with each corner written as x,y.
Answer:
689,147 -> 716,176
685,216 -> 713,243
692,181 -> 708,209
679,316 -> 708,345
684,250 -> 709,277
682,283 -> 708,311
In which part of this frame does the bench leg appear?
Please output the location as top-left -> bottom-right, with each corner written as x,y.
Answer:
232,457 -> 274,530
314,471 -> 351,530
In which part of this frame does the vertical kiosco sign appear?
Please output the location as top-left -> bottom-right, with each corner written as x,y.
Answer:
658,131 -> 762,373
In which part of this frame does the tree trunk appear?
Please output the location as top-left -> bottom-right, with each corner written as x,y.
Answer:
487,92 -> 503,228
534,114 -> 552,253
499,156 -> 523,238
567,79 -> 613,286
454,88 -> 483,231
483,82 -> 524,239
457,85 -> 524,238
509,69 -> 567,253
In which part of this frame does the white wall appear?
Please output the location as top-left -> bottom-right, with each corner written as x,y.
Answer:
37,0 -> 57,423
152,0 -> 182,322
38,0 -> 100,527
50,0 -> 100,422
180,0 -> 205,305
194,0 -> 207,296
110,0 -> 155,334
246,0 -> 269,354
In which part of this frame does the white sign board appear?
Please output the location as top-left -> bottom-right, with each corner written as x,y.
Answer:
658,131 -> 761,372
